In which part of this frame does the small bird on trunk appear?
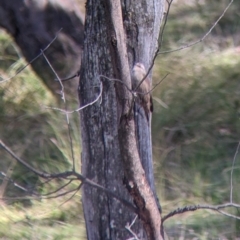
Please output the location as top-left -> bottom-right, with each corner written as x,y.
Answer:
131,63 -> 153,121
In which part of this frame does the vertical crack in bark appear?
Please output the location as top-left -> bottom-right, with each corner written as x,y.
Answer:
105,0 -> 163,239
80,0 -> 164,238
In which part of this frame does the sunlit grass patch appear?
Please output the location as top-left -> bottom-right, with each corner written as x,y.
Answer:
0,198 -> 86,240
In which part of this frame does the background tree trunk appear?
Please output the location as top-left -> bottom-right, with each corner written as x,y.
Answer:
79,0 -> 164,239
0,0 -> 84,99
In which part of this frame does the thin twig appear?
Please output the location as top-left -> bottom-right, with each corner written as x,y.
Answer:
230,140 -> 240,203
67,122 -> 76,172
0,140 -> 136,212
150,0 -> 173,67
129,215 -> 138,228
0,140 -> 51,178
125,229 -> 140,240
134,0 -> 173,92
54,71 -> 80,82
0,29 -> 62,83
41,51 -> 65,103
41,53 -> 77,171
41,180 -> 73,197
125,215 -> 140,240
218,209 -> 240,220
0,172 -> 38,195
0,196 -> 41,201
99,75 -> 132,93
163,202 -> 240,222
43,81 -> 103,114
157,0 -> 173,54
40,186 -> 81,200
159,0 -> 234,54
139,73 -> 169,96
58,182 -> 82,207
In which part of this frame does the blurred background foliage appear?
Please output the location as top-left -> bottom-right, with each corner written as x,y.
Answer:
0,27 -> 83,239
0,0 -> 240,239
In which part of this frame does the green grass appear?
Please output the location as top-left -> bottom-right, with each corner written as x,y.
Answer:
0,199 -> 86,239
0,30 -> 81,182
0,30 -> 83,238
152,1 -> 240,237
153,48 -> 240,203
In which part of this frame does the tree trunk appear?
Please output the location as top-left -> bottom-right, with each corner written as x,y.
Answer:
79,0 -> 165,239
0,0 -> 84,99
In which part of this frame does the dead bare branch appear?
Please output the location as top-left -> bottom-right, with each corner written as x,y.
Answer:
41,50 -> 65,102
163,202 -> 240,222
40,52 -> 77,171
159,0 -> 234,54
0,139 -> 136,212
41,180 -> 74,197
39,185 -> 81,200
0,171 -> 38,195
141,73 -> 169,96
0,139 -> 52,178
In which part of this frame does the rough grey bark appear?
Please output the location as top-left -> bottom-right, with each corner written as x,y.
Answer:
0,0 -> 84,98
79,3 -> 138,239
0,0 -> 165,238
79,0 -> 164,239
